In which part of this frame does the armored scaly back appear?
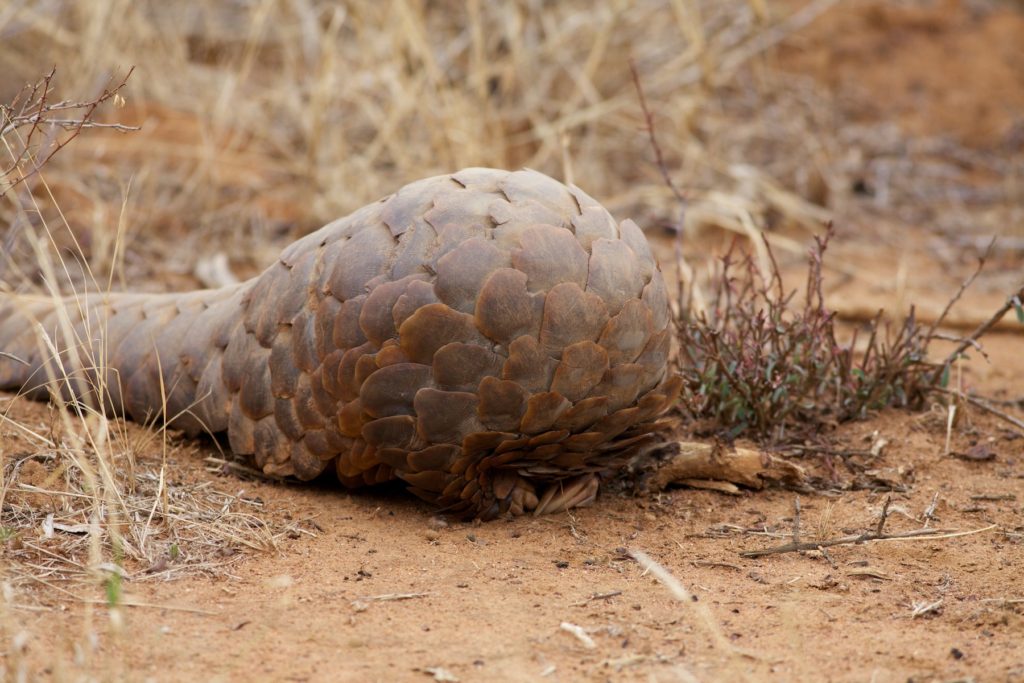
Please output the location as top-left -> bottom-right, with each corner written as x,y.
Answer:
0,168 -> 680,518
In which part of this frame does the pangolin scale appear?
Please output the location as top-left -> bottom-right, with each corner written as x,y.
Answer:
0,168 -> 680,518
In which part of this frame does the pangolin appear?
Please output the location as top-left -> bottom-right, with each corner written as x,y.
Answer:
0,168 -> 680,518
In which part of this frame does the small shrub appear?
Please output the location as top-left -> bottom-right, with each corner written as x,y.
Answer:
675,228 -> 939,445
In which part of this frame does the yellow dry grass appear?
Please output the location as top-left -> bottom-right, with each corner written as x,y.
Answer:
1,0 -> 842,289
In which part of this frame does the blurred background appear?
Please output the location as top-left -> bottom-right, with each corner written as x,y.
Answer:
1,0 -> 1022,309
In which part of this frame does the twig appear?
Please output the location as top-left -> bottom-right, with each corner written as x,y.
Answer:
3,118 -> 137,133
924,238 -> 994,343
935,283 -> 1024,383
875,496 -> 892,536
572,590 -> 623,606
791,497 -> 802,546
818,546 -> 837,569
628,60 -> 685,209
969,393 -> 1024,408
362,592 -> 430,602
690,560 -> 742,571
929,333 -> 989,363
1,67 -> 137,195
80,599 -> 219,615
930,387 -> 1024,433
740,524 -> 995,558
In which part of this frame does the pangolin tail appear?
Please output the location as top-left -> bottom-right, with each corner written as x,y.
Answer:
0,285 -> 245,436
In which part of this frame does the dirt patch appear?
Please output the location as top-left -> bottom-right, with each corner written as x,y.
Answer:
3,361 -> 1023,681
776,0 -> 1024,147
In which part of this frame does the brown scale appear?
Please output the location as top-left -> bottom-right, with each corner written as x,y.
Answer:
0,168 -> 682,519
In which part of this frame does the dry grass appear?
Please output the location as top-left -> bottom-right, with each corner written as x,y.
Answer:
3,2 -> 1015,291
0,223 -> 308,676
0,0 -> 849,290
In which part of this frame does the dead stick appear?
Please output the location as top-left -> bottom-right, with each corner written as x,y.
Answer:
819,546 -> 837,569
924,238 -> 994,343
628,60 -> 685,207
572,590 -> 624,606
741,525 -> 995,558
741,527 -> 947,558
875,496 -> 891,537
930,387 -> 1024,432
791,497 -> 801,546
936,284 -> 1024,378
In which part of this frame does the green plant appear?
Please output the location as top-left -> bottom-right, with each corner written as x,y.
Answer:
676,228 -> 938,445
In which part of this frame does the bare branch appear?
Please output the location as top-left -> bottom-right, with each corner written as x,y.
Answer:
935,283 -> 1024,381
1,67 -> 138,196
924,237 -> 994,343
629,59 -> 686,212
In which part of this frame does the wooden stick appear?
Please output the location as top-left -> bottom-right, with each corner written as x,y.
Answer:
740,524 -> 996,558
930,387 -> 1024,433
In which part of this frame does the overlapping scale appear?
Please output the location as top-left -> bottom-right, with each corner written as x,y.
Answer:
550,341 -> 608,402
434,237 -> 508,314
474,269 -> 543,344
511,225 -> 589,293
538,283 -> 609,359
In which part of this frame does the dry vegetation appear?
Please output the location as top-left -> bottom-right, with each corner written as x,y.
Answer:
1,0 -> 1023,681
1,0 -> 860,290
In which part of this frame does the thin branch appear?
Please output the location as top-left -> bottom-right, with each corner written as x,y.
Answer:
629,59 -> 686,208
924,236 -> 995,343
930,387 -> 1024,433
740,524 -> 994,559
361,592 -> 430,602
875,495 -> 892,537
935,282 -> 1024,381
6,118 -> 139,133
1,67 -> 138,195
791,496 -> 801,546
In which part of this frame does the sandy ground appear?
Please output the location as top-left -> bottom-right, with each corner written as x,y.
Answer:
4,375 -> 1024,683
2,1 -> 1024,681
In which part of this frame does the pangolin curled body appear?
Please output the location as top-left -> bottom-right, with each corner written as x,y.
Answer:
0,168 -> 680,518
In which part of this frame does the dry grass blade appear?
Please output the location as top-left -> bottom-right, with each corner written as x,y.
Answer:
0,350 -> 28,364
629,549 -> 754,679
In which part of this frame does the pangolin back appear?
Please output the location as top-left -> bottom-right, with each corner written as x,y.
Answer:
0,168 -> 680,518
